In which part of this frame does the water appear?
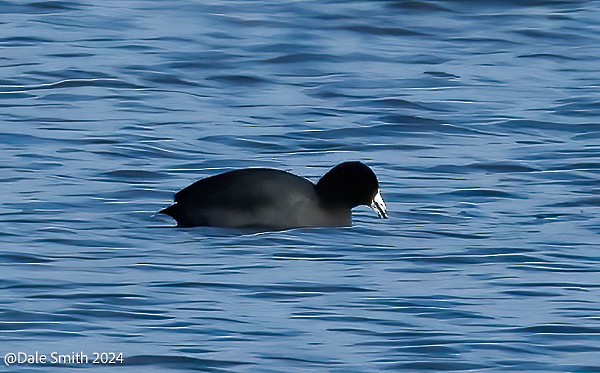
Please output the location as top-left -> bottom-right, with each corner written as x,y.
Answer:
1,0 -> 599,371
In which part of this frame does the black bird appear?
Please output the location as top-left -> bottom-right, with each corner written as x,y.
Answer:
159,161 -> 387,230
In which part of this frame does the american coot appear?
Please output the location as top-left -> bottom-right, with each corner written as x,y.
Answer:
159,161 -> 387,230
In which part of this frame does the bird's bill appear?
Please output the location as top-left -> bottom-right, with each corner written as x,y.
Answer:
370,189 -> 388,219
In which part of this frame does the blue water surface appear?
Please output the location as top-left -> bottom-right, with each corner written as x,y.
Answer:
1,0 -> 599,372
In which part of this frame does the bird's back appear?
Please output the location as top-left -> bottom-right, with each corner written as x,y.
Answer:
161,168 -> 336,228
